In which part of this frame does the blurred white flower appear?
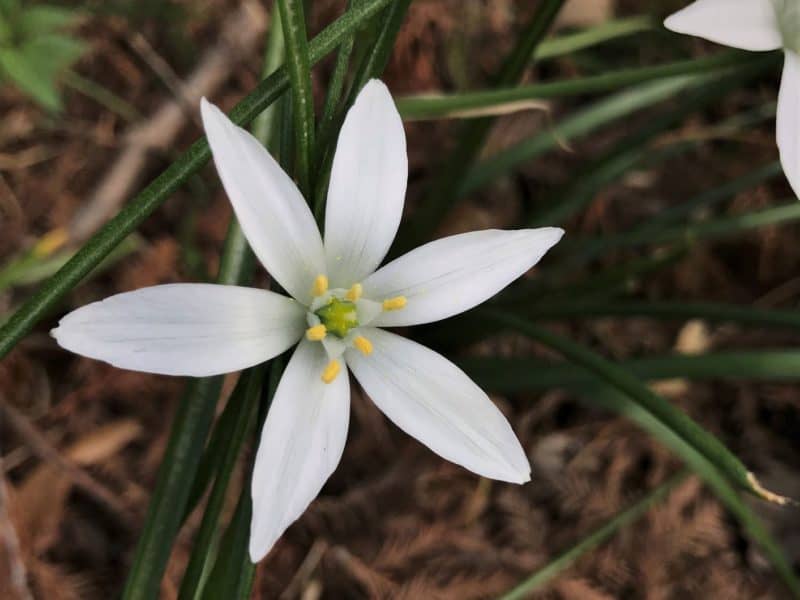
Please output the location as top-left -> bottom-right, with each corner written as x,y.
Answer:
52,79 -> 563,561
665,0 -> 800,196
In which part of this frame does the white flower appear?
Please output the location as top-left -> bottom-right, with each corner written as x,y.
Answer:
665,0 -> 800,196
52,80 -> 563,561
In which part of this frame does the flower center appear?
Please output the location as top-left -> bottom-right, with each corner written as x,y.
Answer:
774,0 -> 800,52
305,275 -> 408,384
315,297 -> 359,339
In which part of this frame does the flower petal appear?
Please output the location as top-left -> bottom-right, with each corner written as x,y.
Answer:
362,228 -> 563,327
249,340 -> 350,561
778,50 -> 800,198
201,98 -> 325,303
346,328 -> 530,483
324,79 -> 407,288
51,284 -> 305,376
664,0 -> 782,51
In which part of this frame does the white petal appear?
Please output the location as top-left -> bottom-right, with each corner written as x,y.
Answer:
201,98 -> 325,303
249,340 -> 350,561
778,50 -> 800,198
51,284 -> 305,377
363,228 -> 563,327
324,79 -> 407,288
664,0 -> 782,51
346,328 -> 529,483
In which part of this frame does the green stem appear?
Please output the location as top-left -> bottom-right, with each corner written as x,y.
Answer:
177,368 -> 264,600
533,15 -> 655,61
0,0 -> 394,360
198,358 -> 286,600
396,52 -> 750,120
461,349 -> 800,393
506,299 -> 800,330
500,471 -> 688,600
278,0 -> 315,197
312,0 -> 411,222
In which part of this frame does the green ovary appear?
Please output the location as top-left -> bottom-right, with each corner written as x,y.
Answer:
315,298 -> 359,338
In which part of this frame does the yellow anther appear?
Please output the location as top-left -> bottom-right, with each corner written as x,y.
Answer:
382,296 -> 407,311
353,335 -> 373,356
312,275 -> 329,297
345,283 -> 363,301
33,227 -> 68,258
321,359 -> 341,384
305,324 -> 327,341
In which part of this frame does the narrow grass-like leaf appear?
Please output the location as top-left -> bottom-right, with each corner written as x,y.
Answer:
177,368 -> 264,600
198,490 -> 255,600
0,0 -> 394,360
527,76 -> 771,227
533,15 -> 655,61
500,471 -> 688,600
396,52 -> 750,121
399,0 -> 565,252
565,201 -> 800,254
503,300 -> 800,330
637,160 -> 782,232
461,349 -> 800,393
278,0 -> 315,196
484,310 -> 788,505
312,0 -> 411,220
198,358 -> 285,600
460,55 -> 776,197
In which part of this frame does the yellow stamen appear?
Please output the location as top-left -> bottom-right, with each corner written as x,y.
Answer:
312,275 -> 329,297
382,296 -> 407,311
305,324 -> 327,341
33,227 -> 68,258
353,335 -> 373,356
345,283 -> 363,301
321,359 -> 341,384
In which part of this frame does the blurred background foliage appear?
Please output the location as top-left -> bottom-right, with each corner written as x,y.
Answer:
1,1 -> 800,599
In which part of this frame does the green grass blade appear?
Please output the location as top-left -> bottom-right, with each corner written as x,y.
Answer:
198,490 -> 255,600
315,0 -> 359,167
460,55 -> 774,198
250,12 -> 286,146
396,52 -> 750,121
637,160 -> 782,232
504,300 -> 800,330
177,368 -> 264,600
398,0 -> 565,252
278,0 -> 315,197
484,310 -> 788,505
312,0 -> 411,220
499,471 -> 688,600
198,358 -> 285,600
0,0 -> 394,360
566,201 -> 800,254
526,78 -> 771,227
461,349 -> 800,393
533,15 -> 655,61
